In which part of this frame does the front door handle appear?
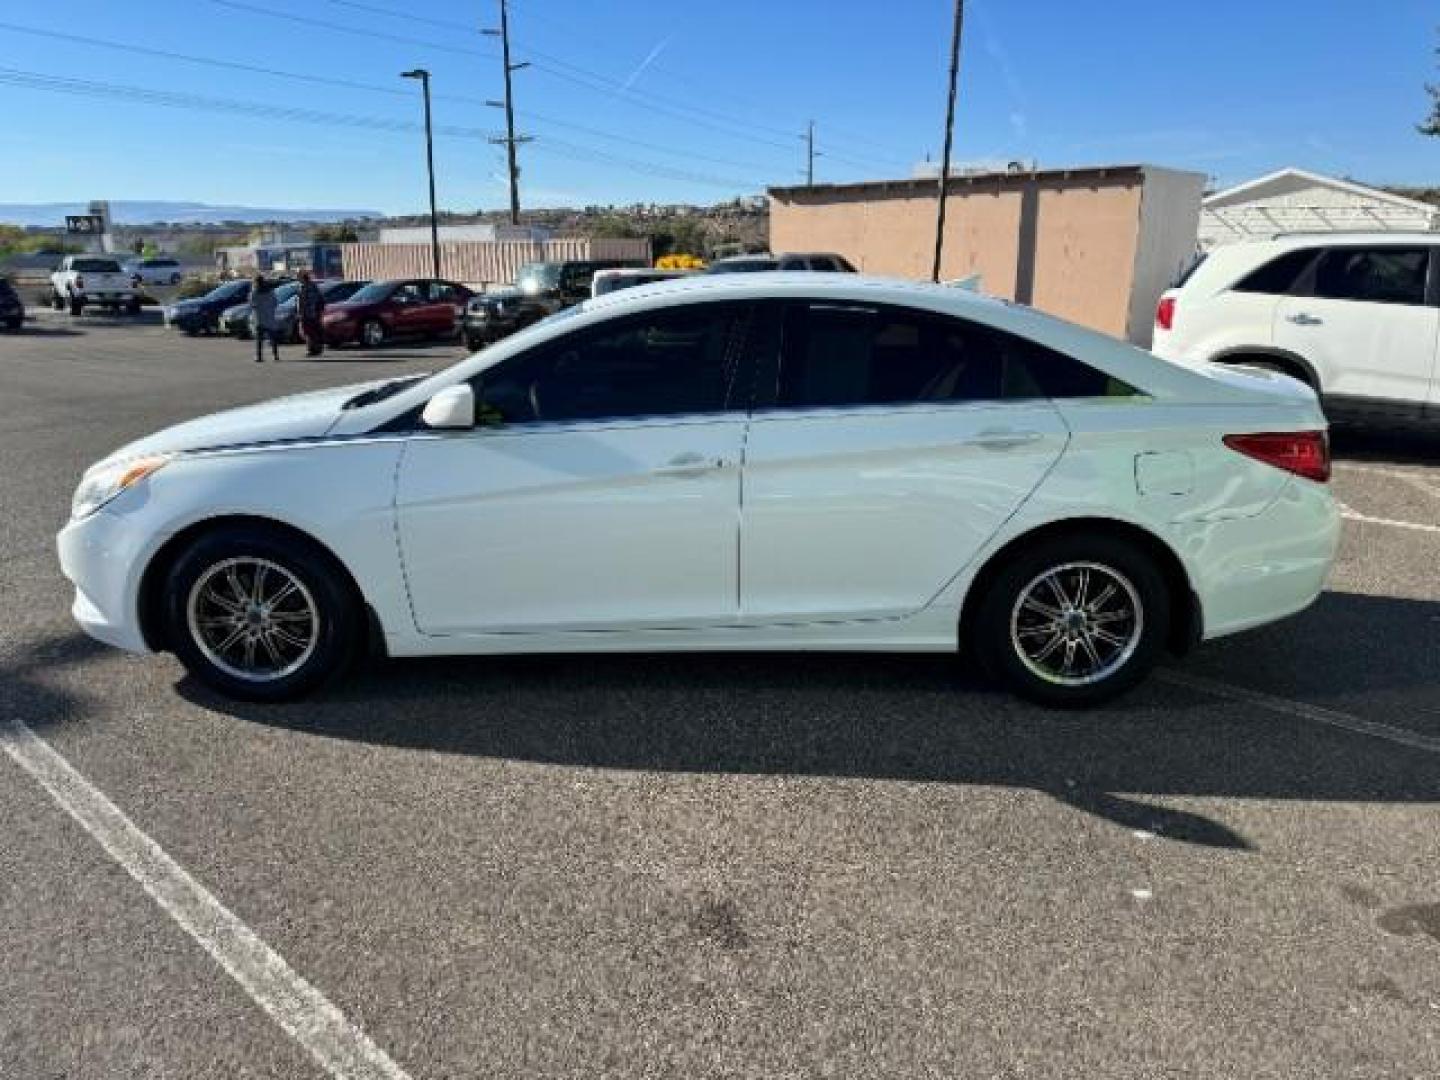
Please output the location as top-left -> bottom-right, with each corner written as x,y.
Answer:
1286,312 -> 1322,326
969,428 -> 1044,450
653,451 -> 726,476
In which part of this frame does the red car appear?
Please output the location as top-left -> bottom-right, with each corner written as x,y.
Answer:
321,278 -> 474,347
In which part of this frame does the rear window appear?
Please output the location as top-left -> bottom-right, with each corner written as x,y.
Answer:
1231,249 -> 1317,295
72,258 -> 121,273
776,303 -> 1137,409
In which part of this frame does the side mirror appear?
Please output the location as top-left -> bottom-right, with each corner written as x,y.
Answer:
421,385 -> 475,429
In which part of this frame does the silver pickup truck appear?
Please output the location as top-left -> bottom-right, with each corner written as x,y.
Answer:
49,255 -> 140,315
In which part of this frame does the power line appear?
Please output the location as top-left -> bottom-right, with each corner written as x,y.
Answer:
207,0 -> 492,60
0,66 -> 764,194
270,0 -> 907,171
0,21 -> 785,175
502,0 -> 913,161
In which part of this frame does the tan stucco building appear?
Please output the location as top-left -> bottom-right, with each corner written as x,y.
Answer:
769,164 -> 1205,345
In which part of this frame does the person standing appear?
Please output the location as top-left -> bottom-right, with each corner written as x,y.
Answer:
296,269 -> 326,358
249,274 -> 281,363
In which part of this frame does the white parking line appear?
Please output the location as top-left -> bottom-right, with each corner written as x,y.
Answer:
0,719 -> 412,1080
1160,671 -> 1440,755
1337,504 -> 1440,535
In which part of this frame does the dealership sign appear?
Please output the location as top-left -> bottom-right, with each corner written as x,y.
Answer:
65,215 -> 106,235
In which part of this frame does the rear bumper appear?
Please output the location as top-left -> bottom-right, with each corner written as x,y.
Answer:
1175,478 -> 1340,640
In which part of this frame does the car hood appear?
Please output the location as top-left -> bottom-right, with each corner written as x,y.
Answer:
100,379 -> 396,463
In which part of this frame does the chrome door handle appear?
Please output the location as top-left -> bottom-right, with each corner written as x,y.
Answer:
969,428 -> 1044,449
1287,312 -> 1322,326
653,451 -> 725,476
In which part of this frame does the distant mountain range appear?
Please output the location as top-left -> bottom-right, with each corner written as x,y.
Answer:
0,201 -> 382,228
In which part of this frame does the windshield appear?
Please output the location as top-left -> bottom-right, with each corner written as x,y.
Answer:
515,263 -> 561,292
708,258 -> 776,274
73,258 -> 121,273
323,280 -> 367,301
343,282 -> 395,305
204,281 -> 250,302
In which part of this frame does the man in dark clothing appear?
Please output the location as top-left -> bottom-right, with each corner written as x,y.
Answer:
296,269 -> 326,357
249,274 -> 281,363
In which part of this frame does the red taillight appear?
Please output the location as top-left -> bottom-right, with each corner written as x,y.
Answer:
1223,431 -> 1330,483
1155,295 -> 1175,331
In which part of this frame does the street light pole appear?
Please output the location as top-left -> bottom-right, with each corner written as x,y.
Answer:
401,68 -> 441,278
931,0 -> 965,283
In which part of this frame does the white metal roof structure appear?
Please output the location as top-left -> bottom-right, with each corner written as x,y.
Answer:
1200,168 -> 1439,248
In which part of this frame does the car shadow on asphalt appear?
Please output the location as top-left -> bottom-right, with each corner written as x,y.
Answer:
176,590 -> 1440,852
4,325 -> 88,337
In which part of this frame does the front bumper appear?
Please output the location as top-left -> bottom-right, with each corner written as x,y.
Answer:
57,509 -> 159,654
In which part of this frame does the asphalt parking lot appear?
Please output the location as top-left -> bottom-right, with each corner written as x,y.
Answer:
1,309 -> 1437,1079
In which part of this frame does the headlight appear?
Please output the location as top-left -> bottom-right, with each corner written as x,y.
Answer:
71,455 -> 169,520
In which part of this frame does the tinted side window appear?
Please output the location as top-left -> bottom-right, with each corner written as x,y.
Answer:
1231,249 -> 1317,295
476,304 -> 741,423
776,304 -> 1135,409
1312,247 -> 1428,306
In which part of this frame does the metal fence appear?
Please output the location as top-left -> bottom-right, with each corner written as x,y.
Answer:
339,237 -> 653,289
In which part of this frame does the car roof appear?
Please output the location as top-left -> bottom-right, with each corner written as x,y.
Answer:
594,267 -> 689,277
1176,231 -> 1440,298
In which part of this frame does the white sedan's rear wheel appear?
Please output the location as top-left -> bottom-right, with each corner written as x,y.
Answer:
971,534 -> 1170,707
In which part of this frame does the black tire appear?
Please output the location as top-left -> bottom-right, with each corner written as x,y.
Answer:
126,297 -> 141,316
162,525 -> 361,702
4,316 -> 21,330
360,319 -> 386,348
50,292 -> 65,312
969,533 -> 1170,708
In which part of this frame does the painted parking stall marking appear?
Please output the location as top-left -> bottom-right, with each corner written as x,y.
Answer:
1161,671 -> 1440,755
0,717 -> 413,1080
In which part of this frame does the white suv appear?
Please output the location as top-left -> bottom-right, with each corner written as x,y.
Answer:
1152,233 -> 1439,424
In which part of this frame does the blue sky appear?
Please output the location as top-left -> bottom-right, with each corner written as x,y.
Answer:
2,0 -> 1436,216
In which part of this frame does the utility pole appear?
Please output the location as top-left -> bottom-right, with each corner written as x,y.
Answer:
804,120 -> 816,187
931,0 -> 965,283
484,0 -> 531,225
400,68 -> 441,279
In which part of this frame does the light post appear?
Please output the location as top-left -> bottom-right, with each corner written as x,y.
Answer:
401,68 -> 441,279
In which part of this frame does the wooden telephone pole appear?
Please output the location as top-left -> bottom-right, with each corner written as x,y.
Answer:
931,0 -> 965,283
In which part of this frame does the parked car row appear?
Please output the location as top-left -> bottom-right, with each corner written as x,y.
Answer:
459,252 -> 856,351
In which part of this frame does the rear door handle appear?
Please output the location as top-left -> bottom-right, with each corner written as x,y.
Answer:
653,451 -> 726,476
969,428 -> 1044,450
1286,312 -> 1322,326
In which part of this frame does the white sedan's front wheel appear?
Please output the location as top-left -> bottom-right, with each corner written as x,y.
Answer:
163,526 -> 359,701
971,534 -> 1170,707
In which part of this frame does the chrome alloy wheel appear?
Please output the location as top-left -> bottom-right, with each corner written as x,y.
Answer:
1009,561 -> 1143,687
186,557 -> 319,683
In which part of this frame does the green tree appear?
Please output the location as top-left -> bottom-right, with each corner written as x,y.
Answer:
312,224 -> 360,243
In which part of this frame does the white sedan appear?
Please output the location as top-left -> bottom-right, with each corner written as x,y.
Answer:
57,274 -> 1339,707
